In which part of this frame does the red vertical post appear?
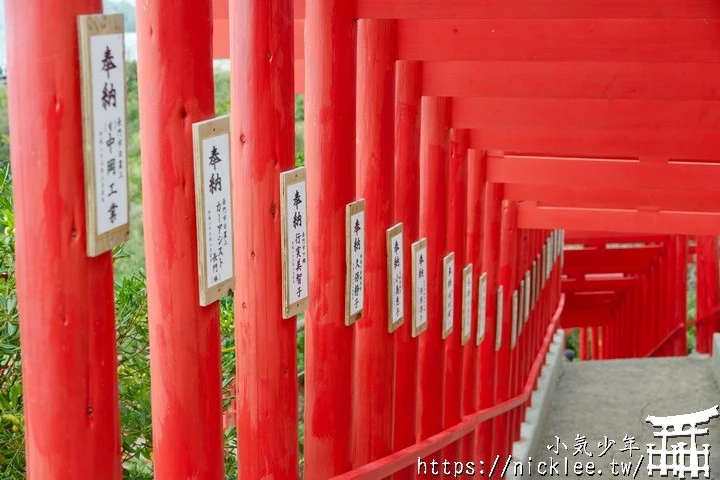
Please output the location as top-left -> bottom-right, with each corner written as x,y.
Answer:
591,327 -> 599,360
417,96 -> 449,460
231,0 -> 298,477
304,0 -> 356,476
462,149 -> 485,462
136,2 -> 225,478
393,60 -> 422,480
597,327 -> 604,360
443,128 -> 468,463
675,236 -> 688,356
579,328 -> 587,361
6,1 -> 122,477
354,18 -> 396,467
476,182 -> 502,460
493,200 -> 517,455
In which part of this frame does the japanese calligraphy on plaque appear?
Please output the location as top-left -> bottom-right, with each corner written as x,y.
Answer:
386,223 -> 404,332
411,238 -> 428,337
442,252 -> 455,339
345,200 -> 365,325
476,272 -> 487,345
461,264 -> 473,345
511,289 -> 519,349
495,285 -> 504,351
78,14 -> 129,257
280,167 -> 309,319
192,116 -> 234,306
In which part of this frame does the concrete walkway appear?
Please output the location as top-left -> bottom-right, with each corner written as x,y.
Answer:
530,357 -> 720,479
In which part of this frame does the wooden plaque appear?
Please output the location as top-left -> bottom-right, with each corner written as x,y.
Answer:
386,223 -> 404,333
345,199 -> 366,325
442,252 -> 456,339
495,285 -> 504,351
476,272 -> 488,345
461,264 -> 473,345
531,261 -> 537,308
524,269 -> 531,324
411,238 -> 428,337
78,14 -> 130,257
192,116 -> 234,306
280,166 -> 309,319
518,278 -> 527,336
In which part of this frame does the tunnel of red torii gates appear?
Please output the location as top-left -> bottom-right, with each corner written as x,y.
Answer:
6,0 -> 720,479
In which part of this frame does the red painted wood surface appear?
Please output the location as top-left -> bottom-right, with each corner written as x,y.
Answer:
396,19 -> 720,62
476,183 -> 502,460
461,149 -> 485,462
303,0 -> 356,477
136,2 -> 225,478
231,0 -> 298,477
331,297 -> 566,480
493,200 -> 517,455
392,60 -> 421,480
442,128 -> 468,464
519,205 -> 720,236
696,236 -> 719,354
354,18 -> 396,467
417,96 -> 449,460
6,1 -> 122,477
422,62 -> 720,101
214,0 -> 720,21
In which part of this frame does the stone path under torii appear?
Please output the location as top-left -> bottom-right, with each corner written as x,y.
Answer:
530,357 -> 720,480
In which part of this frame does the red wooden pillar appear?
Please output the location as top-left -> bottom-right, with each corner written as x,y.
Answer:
231,0 -> 298,477
493,200 -> 517,455
697,236 -> 719,354
304,0 -> 356,476
462,149 -> 485,462
443,128 -> 468,463
137,2 -> 224,478
591,327 -> 599,360
579,328 -> 587,361
476,182 -> 502,460
597,327 -> 604,360
6,1 -> 122,477
393,60 -> 421,480
354,18 -> 396,467
675,236 -> 688,355
417,96 -> 449,460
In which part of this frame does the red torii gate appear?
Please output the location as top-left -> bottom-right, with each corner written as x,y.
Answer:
5,0 -> 720,479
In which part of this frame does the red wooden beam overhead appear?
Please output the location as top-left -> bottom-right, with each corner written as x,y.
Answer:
213,0 -> 720,21
517,204 -> 720,236
452,98 -> 720,131
487,156 -> 720,194
504,184 -> 720,213
562,246 -> 663,276
565,292 -> 621,308
563,230 -> 668,245
395,19 -> 720,63
560,309 -> 612,329
470,129 -> 720,162
422,62 -> 720,101
562,277 -> 638,294
214,18 -> 720,66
